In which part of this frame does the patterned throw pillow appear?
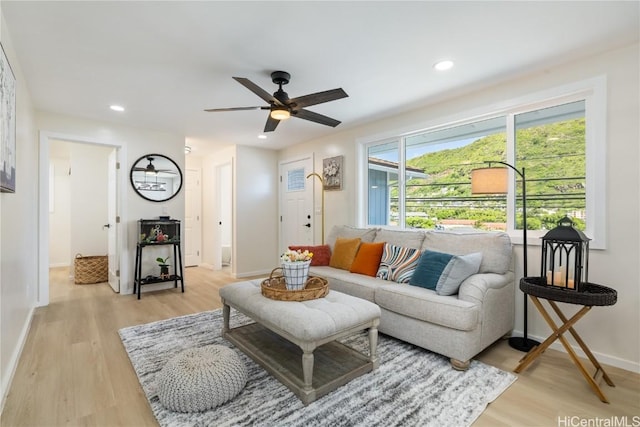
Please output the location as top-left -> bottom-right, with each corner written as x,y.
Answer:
288,245 -> 331,266
376,243 -> 420,283
410,250 -> 483,295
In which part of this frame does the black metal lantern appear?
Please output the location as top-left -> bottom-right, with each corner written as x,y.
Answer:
540,216 -> 590,292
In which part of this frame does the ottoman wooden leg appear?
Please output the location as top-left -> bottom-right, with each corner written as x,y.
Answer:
222,301 -> 230,335
369,324 -> 379,369
301,342 -> 316,393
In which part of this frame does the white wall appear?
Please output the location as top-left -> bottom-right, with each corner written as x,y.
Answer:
279,43 -> 640,372
234,145 -> 279,277
0,9 -> 39,407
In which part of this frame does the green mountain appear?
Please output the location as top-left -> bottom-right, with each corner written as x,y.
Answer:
398,118 -> 586,230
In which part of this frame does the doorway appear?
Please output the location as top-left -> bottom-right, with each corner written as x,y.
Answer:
185,167 -> 202,267
38,132 -> 125,306
279,155 -> 314,254
216,162 -> 232,269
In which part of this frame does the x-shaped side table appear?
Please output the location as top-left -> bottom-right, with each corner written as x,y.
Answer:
515,279 -> 617,403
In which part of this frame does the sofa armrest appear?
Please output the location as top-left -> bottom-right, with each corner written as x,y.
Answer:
458,271 -> 515,305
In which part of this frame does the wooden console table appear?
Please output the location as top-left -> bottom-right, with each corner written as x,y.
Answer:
514,277 -> 617,403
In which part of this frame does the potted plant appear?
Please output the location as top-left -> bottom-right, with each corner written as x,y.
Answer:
156,256 -> 170,279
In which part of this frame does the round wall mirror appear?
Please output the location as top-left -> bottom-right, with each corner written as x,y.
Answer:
130,154 -> 183,202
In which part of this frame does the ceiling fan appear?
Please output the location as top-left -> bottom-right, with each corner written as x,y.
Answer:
133,156 -> 176,175
205,71 -> 348,132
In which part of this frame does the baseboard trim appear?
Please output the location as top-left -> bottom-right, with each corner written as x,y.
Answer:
0,306 -> 35,414
235,269 -> 270,279
511,329 -> 640,374
48,262 -> 70,268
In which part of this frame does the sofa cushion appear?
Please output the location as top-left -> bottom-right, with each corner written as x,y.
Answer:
309,266 -> 379,302
288,245 -> 331,266
421,230 -> 512,274
350,242 -> 385,277
410,250 -> 482,296
329,237 -> 361,270
374,228 -> 425,250
376,243 -> 420,283
326,225 -> 377,251
374,283 -> 479,331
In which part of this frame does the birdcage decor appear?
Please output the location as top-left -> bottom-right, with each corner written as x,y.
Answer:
540,216 -> 590,292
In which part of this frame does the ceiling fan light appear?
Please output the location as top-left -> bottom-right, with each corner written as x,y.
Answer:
270,108 -> 290,121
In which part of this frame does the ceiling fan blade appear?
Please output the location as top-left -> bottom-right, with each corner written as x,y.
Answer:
289,88 -> 348,109
293,109 -> 341,127
264,115 -> 280,132
204,106 -> 269,112
233,77 -> 284,106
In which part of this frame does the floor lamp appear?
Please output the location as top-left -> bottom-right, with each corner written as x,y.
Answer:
306,172 -> 325,244
471,161 -> 540,352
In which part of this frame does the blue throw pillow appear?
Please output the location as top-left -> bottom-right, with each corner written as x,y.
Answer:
410,250 -> 483,295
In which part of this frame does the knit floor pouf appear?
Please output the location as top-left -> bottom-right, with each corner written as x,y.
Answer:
157,344 -> 247,413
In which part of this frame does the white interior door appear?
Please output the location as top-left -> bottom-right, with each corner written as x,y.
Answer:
279,156 -> 314,254
185,168 -> 202,266
217,162 -> 232,268
107,148 -> 119,292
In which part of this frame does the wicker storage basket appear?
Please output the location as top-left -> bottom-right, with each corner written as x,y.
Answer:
74,254 -> 108,284
261,268 -> 328,302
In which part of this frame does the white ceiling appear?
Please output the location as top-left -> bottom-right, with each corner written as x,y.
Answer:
2,1 -> 638,155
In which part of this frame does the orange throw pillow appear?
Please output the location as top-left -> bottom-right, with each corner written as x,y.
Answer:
329,237 -> 361,270
288,245 -> 331,266
350,242 -> 385,276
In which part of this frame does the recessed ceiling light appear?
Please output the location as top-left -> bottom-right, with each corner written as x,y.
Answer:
434,60 -> 454,71
258,135 -> 267,140
110,105 -> 125,112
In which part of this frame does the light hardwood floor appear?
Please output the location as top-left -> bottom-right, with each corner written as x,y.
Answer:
1,267 -> 638,426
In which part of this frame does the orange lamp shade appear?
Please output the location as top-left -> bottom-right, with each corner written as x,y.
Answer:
471,167 -> 508,194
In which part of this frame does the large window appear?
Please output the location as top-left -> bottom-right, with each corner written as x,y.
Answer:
361,80 -> 605,247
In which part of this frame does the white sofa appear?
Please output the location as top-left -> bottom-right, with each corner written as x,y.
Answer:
308,225 -> 515,369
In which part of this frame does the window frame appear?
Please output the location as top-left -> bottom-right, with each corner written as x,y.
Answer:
357,76 -> 607,249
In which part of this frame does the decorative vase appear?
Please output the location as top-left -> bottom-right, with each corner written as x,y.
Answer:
281,260 -> 311,290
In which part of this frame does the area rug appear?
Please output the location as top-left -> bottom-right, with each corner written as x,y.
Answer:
119,309 -> 516,427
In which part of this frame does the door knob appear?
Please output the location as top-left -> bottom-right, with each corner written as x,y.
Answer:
103,224 -> 111,229
304,223 -> 311,228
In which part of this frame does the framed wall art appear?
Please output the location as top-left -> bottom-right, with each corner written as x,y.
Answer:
0,42 -> 16,193
322,155 -> 343,191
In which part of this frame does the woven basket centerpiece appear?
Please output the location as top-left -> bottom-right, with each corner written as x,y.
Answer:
261,268 -> 328,302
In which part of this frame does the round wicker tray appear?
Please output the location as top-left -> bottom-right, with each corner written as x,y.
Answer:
261,268 -> 329,302
520,277 -> 617,306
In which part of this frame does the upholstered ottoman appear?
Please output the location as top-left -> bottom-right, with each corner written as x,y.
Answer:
156,344 -> 247,412
219,279 -> 380,404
